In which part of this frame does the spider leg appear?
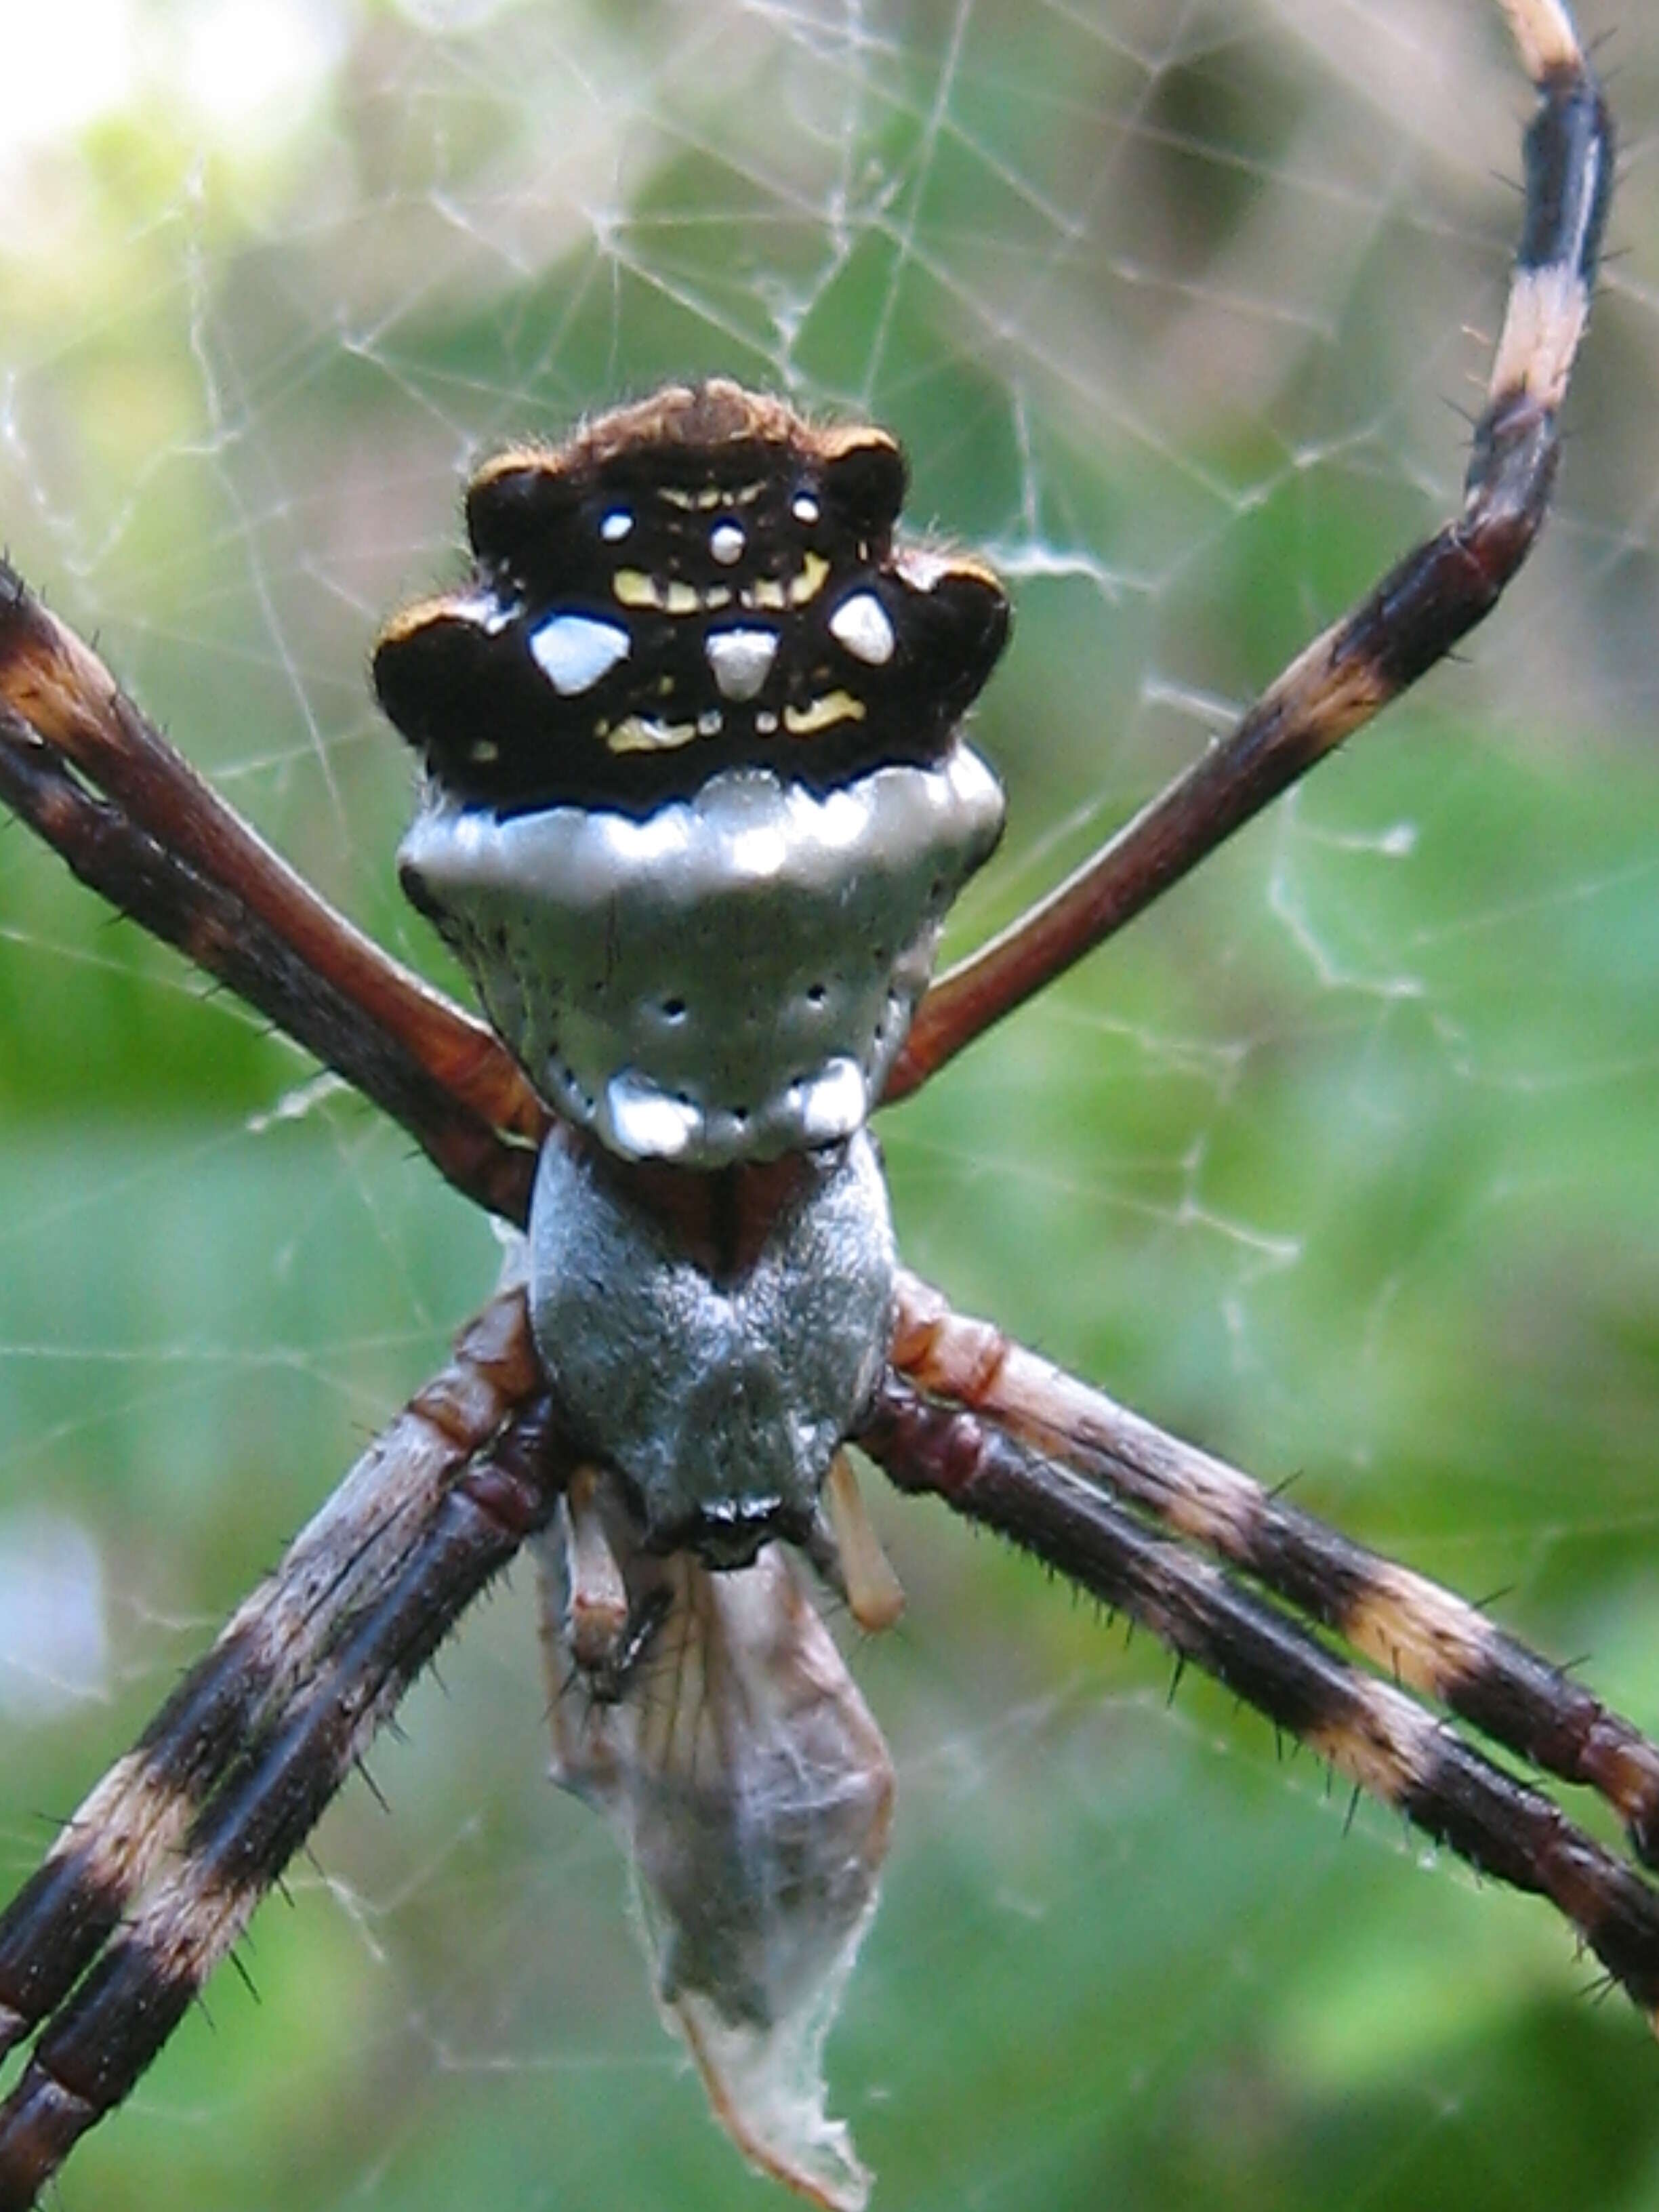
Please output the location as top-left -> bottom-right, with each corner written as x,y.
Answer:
856,1373 -> 1659,2032
0,563 -> 550,1221
0,1288 -> 565,2212
884,0 -> 1613,1103
0,722 -> 540,1226
886,1271 -> 1659,1867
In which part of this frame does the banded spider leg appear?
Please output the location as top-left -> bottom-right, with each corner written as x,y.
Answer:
0,1286 -> 568,2208
887,0 -> 1613,1100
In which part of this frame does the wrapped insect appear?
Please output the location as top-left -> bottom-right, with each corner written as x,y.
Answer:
537,1465 -> 897,2211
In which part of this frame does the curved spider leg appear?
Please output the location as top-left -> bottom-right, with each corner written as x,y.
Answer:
0,562 -> 550,1216
0,1287 -> 546,2173
884,0 -> 1613,1103
0,718 -> 541,1227
886,1272 -> 1659,1868
856,1375 -> 1659,2034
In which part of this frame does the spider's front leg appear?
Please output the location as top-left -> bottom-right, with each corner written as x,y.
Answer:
856,1352 -> 1659,2036
0,1288 -> 569,2211
886,1272 -> 1659,1867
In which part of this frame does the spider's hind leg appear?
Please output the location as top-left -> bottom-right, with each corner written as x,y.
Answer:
884,0 -> 1614,1103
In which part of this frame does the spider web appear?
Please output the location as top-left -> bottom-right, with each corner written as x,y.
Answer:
3,3 -> 1659,2207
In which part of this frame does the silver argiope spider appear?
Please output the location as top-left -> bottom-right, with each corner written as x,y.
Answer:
0,1 -> 1645,2204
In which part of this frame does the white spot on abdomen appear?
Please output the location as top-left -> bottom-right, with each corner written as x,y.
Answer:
707,626 -> 780,701
710,520 -> 747,565
829,590 -> 896,665
530,613 -> 632,695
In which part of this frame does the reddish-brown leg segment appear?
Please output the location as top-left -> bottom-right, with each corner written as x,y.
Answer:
884,1 -> 1612,1103
0,563 -> 549,1222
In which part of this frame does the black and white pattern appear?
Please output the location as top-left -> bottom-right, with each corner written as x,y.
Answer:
372,384 -> 1011,813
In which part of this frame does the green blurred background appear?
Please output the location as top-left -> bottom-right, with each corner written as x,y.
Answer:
4,1 -> 1659,2207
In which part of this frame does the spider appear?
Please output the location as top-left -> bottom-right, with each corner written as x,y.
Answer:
0,0 -> 1645,2203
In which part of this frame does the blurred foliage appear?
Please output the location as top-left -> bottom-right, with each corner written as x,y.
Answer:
3,3 -> 1659,2210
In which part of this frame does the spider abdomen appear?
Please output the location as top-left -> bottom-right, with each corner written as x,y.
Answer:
384,381 -> 1011,1169
398,745 -> 1002,1165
